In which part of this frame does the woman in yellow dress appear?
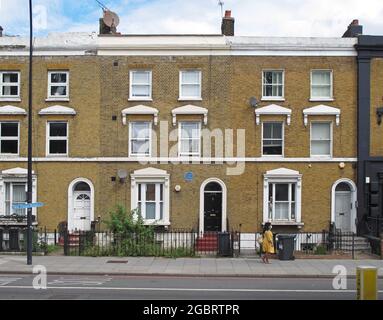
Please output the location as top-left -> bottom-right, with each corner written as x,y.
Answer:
262,222 -> 274,264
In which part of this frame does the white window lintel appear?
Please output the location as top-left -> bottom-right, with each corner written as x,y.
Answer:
38,105 -> 76,116
171,105 -> 208,126
121,105 -> 159,126
0,105 -> 27,116
303,105 -> 340,126
255,104 -> 291,126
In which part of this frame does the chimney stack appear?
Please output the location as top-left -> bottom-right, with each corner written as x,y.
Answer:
342,19 -> 363,38
99,18 -> 111,35
0,26 -> 3,37
221,10 -> 234,36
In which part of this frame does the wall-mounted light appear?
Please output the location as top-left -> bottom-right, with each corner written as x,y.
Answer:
174,185 -> 181,192
339,162 -> 345,169
117,169 -> 128,183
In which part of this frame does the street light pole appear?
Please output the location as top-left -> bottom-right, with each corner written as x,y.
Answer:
27,0 -> 33,265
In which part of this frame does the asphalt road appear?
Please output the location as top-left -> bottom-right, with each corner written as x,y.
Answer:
0,274 -> 381,300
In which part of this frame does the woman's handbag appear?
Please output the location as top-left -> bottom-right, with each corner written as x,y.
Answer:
256,234 -> 263,245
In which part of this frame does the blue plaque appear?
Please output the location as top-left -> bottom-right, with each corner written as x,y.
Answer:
184,172 -> 193,182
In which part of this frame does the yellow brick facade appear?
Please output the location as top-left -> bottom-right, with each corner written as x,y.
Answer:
0,52 -> 358,233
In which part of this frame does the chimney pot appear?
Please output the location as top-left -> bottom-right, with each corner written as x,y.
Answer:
225,10 -> 231,18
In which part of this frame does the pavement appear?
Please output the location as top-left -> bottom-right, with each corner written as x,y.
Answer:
0,255 -> 382,278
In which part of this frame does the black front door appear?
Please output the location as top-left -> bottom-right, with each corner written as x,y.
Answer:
204,192 -> 222,232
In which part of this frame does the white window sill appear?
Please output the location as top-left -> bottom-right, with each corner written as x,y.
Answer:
261,155 -> 284,159
143,220 -> 171,226
46,154 -> 68,157
128,98 -> 153,102
309,98 -> 334,102
0,154 -> 20,158
310,155 -> 332,159
261,97 -> 285,102
263,221 -> 304,227
0,98 -> 21,102
129,154 -> 151,158
178,98 -> 203,101
45,97 -> 70,102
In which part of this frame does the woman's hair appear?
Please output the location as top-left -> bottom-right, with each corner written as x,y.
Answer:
263,222 -> 271,234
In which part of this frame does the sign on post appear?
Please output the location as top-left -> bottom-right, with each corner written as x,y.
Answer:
356,266 -> 378,300
12,202 -> 44,210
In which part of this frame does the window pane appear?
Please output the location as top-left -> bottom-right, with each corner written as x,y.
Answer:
264,72 -> 273,84
145,203 -> 156,219
138,184 -> 142,201
267,123 -> 282,139
3,73 -> 18,83
1,123 -> 18,137
181,71 -> 200,83
263,123 -> 272,139
49,140 -> 67,154
132,72 -> 150,84
312,123 -> 330,140
146,184 -> 156,201
50,73 -> 67,83
263,145 -> 282,155
275,184 -> 288,201
160,202 -> 163,220
2,86 -> 18,96
181,140 -> 199,154
181,122 -> 200,138
13,184 -> 25,202
312,85 -> 331,97
5,183 -> 10,215
131,85 -> 150,97
291,203 -> 296,220
312,141 -> 330,155
1,140 -> 18,154
275,202 -> 289,220
160,184 -> 163,201
312,71 -> 331,85
291,184 -> 296,201
131,140 -> 150,154
131,122 -> 150,139
181,84 -> 200,97
50,86 -> 67,96
49,123 -> 67,137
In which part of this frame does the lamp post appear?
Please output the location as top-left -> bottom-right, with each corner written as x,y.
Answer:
27,0 -> 33,265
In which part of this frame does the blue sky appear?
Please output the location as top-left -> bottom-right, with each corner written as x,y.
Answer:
1,0 -> 383,37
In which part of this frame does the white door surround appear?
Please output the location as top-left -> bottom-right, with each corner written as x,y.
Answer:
331,178 -> 357,233
67,178 -> 94,232
199,178 -> 227,233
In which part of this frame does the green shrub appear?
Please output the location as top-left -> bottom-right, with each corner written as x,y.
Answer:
314,245 -> 327,255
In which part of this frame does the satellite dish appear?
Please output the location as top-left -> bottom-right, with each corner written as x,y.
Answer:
249,97 -> 258,108
103,10 -> 120,28
117,169 -> 128,180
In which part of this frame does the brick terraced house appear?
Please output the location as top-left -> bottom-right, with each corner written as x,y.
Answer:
0,12 -> 380,247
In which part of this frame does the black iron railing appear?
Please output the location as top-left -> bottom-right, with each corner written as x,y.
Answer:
62,229 -> 240,257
